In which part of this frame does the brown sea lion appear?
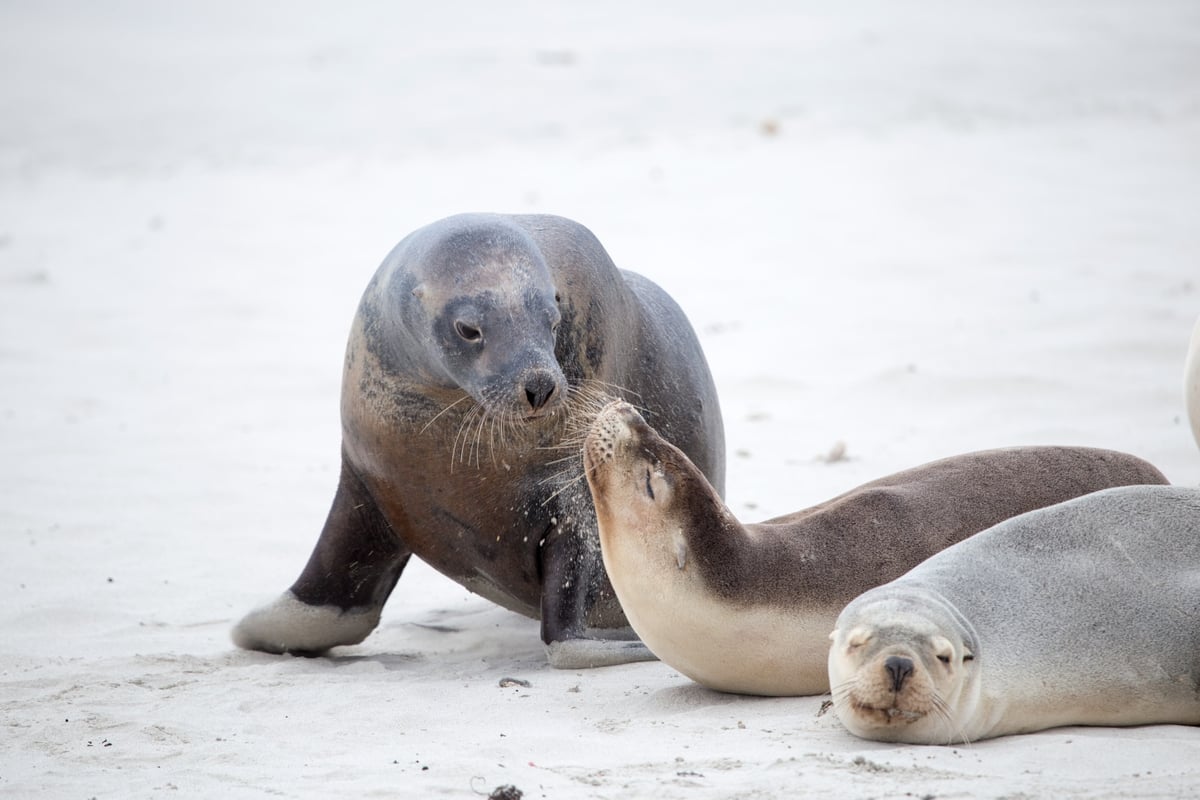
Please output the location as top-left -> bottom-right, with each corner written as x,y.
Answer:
583,401 -> 1167,695
233,213 -> 724,667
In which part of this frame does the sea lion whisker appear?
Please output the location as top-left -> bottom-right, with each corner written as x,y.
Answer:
539,459 -> 600,507
450,410 -> 469,468
487,404 -> 516,469
579,378 -> 643,402
538,463 -> 585,488
567,381 -> 622,407
471,406 -> 491,468
536,442 -> 587,452
419,393 -> 473,435
452,403 -> 483,470
829,680 -> 859,704
930,694 -> 972,747
539,451 -> 586,468
545,431 -> 592,450
483,402 -> 511,468
480,410 -> 494,465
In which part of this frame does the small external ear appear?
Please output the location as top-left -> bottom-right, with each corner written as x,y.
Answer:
674,537 -> 688,570
411,284 -> 425,299
932,635 -> 955,665
828,629 -> 839,642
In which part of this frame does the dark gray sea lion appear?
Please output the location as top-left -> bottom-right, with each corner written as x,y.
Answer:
583,401 -> 1167,695
829,485 -> 1200,743
233,213 -> 724,667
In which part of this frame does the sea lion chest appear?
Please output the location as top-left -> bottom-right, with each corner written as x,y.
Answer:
346,392 -> 587,617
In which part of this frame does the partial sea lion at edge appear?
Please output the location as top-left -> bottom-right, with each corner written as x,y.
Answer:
828,485 -> 1200,743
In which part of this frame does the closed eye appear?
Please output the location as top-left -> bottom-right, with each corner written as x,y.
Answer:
937,654 -> 951,664
644,468 -> 655,500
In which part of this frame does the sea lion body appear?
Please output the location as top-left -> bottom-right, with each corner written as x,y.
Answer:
233,214 -> 724,667
828,485 -> 1200,743
583,402 -> 1168,695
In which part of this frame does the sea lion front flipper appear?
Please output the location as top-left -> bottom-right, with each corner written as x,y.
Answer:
232,455 -> 410,655
538,519 -> 656,668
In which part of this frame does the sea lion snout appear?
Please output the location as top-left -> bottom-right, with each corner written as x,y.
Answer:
464,345 -> 566,418
583,401 -> 635,470
523,370 -> 558,412
884,655 -> 915,692
597,401 -> 654,440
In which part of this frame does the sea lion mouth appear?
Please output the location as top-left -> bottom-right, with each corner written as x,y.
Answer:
851,698 -> 925,724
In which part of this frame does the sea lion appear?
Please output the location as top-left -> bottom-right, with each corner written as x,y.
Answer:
233,213 -> 725,668
582,401 -> 1168,695
828,485 -> 1200,744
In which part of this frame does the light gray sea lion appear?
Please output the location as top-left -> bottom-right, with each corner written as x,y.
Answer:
233,213 -> 724,668
828,485 -> 1200,743
583,401 -> 1168,695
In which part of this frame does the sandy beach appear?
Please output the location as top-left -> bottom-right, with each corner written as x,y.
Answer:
2,2 -> 1199,797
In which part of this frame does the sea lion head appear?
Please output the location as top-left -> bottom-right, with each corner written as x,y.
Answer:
383,215 -> 568,420
828,587 -> 979,745
583,401 -> 713,573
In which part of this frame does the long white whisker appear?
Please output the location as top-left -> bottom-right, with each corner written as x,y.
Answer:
538,451 -> 586,467
471,407 -> 488,468
451,404 -> 480,472
420,393 -> 473,435
931,693 -> 972,747
540,458 -> 601,507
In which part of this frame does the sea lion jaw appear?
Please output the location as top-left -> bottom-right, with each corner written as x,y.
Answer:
829,612 -> 976,744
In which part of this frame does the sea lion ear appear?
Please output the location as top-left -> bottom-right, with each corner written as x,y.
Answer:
828,628 -> 839,642
411,284 -> 425,299
846,626 -> 872,649
931,635 -> 955,665
674,536 -> 688,570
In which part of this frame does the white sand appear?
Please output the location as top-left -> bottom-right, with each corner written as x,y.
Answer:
3,2 -> 1199,797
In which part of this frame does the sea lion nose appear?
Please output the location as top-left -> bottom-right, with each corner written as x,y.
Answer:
884,655 -> 914,692
523,371 -> 558,413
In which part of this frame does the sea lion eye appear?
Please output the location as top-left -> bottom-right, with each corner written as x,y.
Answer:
937,654 -> 951,664
644,468 -> 655,500
455,321 -> 483,343
963,652 -> 975,662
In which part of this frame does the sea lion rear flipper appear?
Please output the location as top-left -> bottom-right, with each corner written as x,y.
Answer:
231,455 -> 410,655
